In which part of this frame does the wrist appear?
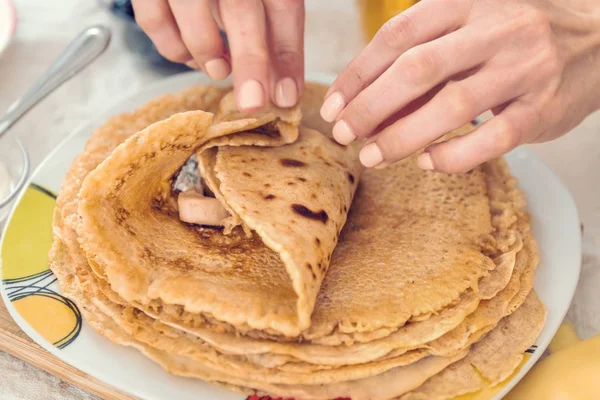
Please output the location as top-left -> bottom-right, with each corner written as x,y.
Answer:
557,7 -> 600,57
554,2 -> 600,111
579,13 -> 600,112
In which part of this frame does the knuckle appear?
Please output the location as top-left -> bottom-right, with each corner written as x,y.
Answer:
221,0 -> 257,9
237,50 -> 269,67
492,118 -> 521,153
345,61 -> 369,90
537,45 -> 563,78
503,6 -> 549,39
346,99 -> 375,134
135,11 -> 168,32
158,45 -> 191,63
377,133 -> 406,162
401,47 -> 442,85
184,36 -> 221,60
430,146 -> 463,174
536,97 -> 565,125
548,100 -> 566,122
527,9 -> 552,35
273,44 -> 302,68
378,13 -> 415,50
444,84 -> 477,124
163,52 -> 190,63
518,7 -> 552,39
264,0 -> 302,12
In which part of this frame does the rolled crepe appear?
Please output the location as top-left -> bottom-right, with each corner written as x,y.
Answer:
76,91 -> 363,336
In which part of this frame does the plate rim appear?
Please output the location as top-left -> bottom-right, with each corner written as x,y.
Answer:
0,70 -> 582,400
494,145 -> 581,398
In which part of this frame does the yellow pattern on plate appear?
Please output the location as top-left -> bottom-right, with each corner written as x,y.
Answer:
2,184 -> 82,349
1,185 -> 56,280
13,292 -> 80,347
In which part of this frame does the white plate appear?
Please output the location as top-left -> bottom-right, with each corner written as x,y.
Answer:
0,72 -> 581,400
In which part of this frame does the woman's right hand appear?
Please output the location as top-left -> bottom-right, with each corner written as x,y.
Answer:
323,0 -> 600,173
132,0 -> 305,111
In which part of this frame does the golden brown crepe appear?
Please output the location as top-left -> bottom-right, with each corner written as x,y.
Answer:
75,90 -> 362,337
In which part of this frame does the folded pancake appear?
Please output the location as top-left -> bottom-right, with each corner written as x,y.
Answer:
75,89 -> 363,337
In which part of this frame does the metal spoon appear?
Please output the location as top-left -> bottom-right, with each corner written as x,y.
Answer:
0,25 -> 111,209
0,25 -> 112,139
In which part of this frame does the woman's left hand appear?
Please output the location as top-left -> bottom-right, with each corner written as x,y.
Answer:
322,0 -> 600,172
132,0 -> 305,111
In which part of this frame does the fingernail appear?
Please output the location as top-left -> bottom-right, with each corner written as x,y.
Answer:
359,143 -> 384,168
204,58 -> 230,80
186,60 -> 200,69
417,152 -> 434,170
275,77 -> 298,108
332,120 -> 356,145
238,79 -> 264,110
320,92 -> 345,122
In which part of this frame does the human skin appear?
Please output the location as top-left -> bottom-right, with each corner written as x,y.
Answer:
322,0 -> 600,172
132,0 -> 305,111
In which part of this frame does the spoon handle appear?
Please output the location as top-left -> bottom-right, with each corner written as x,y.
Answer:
0,25 -> 111,139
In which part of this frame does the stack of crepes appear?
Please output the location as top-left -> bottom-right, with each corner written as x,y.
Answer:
49,82 -> 546,400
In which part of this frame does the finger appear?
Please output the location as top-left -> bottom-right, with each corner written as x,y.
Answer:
133,0 -> 192,63
376,85 -> 443,132
209,0 -> 224,29
420,101 -> 540,173
169,0 -> 230,80
320,0 -> 469,122
332,25 -> 494,146
263,0 -> 305,108
219,0 -> 270,111
361,65 -> 525,167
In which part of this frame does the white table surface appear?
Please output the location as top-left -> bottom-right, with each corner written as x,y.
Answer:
0,1 -> 598,399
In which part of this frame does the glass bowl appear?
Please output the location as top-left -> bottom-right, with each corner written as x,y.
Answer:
0,137 -> 30,222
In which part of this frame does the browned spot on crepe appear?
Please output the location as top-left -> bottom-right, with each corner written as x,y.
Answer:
291,204 -> 329,224
280,158 -> 306,168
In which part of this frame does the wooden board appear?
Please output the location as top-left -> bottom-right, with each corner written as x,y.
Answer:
0,300 -> 136,400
